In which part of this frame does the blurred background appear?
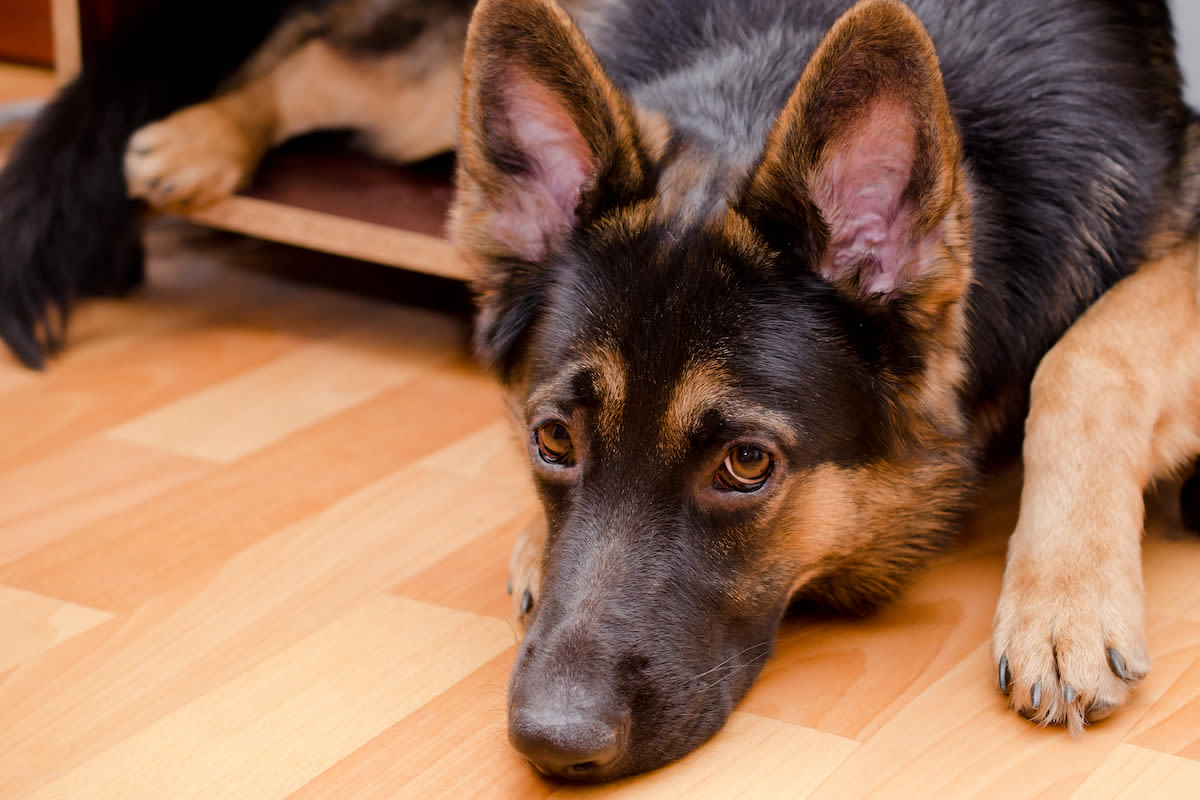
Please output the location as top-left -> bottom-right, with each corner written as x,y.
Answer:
1171,0 -> 1200,106
0,1 -> 1199,104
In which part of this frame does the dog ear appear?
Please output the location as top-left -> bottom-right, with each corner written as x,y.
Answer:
735,0 -> 971,312
451,0 -> 655,376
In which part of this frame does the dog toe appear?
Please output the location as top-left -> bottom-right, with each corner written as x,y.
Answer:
992,563 -> 1149,734
123,106 -> 258,211
509,516 -> 547,630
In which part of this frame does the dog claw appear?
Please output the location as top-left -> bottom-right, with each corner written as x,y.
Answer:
507,577 -> 513,596
1108,648 -> 1127,681
1064,685 -> 1077,704
521,588 -> 533,615
1031,682 -> 1042,710
998,654 -> 1011,693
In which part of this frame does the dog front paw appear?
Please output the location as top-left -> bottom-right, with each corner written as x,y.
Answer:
124,103 -> 263,211
509,516 -> 546,631
992,556 -> 1149,733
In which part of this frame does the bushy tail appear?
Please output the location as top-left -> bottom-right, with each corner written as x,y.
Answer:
0,0 -> 305,368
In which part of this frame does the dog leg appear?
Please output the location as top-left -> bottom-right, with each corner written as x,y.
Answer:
124,24 -> 464,212
509,515 -> 546,630
993,240 -> 1200,732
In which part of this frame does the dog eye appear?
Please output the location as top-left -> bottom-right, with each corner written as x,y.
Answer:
534,421 -> 575,465
715,445 -> 773,492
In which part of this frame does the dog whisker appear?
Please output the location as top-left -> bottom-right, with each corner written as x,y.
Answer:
687,641 -> 772,683
685,642 -> 772,695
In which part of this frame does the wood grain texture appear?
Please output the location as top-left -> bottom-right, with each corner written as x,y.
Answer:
1069,744 -> 1200,799
0,584 -> 112,672
183,194 -> 472,281
1,67 -> 1200,799
0,437 -> 211,566
24,596 -> 514,800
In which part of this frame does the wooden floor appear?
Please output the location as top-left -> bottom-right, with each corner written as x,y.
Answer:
0,61 -> 55,101
3,67 -> 1200,800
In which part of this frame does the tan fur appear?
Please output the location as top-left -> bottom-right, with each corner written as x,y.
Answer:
658,360 -> 798,459
632,105 -> 673,165
125,14 -> 465,211
783,449 -> 972,611
659,361 -> 733,459
520,348 -> 626,446
993,238 -> 1200,732
583,346 -> 628,444
510,515 -> 547,628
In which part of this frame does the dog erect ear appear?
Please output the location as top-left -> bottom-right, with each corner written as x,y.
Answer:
451,0 -> 653,264
451,0 -> 654,376
736,0 -> 970,308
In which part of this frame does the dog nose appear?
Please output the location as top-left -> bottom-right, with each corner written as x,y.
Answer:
509,703 -> 627,780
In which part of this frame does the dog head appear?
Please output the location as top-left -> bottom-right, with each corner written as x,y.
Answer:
452,0 -> 974,781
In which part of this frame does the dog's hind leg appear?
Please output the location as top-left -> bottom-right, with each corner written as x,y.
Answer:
992,239 -> 1200,733
0,0 -> 307,368
125,9 -> 468,212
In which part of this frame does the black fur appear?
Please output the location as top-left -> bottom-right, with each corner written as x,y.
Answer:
0,0 -> 323,368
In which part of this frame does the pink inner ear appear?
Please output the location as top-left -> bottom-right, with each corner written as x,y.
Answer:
488,72 -> 596,262
812,100 -> 927,296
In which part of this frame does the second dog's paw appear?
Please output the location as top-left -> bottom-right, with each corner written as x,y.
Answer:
508,516 -> 546,631
124,104 -> 262,211
992,562 -> 1149,733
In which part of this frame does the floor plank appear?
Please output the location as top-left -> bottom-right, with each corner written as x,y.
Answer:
24,596 -> 513,800
0,437 -> 210,566
107,316 -> 443,463
1069,744 -> 1200,799
0,584 -> 112,672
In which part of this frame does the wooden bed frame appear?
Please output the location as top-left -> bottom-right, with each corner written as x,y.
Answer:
49,0 -> 471,282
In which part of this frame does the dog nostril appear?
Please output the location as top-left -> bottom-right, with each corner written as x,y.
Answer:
509,706 -> 626,780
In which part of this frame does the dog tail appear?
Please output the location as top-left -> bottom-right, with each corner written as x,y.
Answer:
0,0 -> 305,368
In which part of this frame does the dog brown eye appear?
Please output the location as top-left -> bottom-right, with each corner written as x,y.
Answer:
534,422 -> 574,465
716,445 -> 773,492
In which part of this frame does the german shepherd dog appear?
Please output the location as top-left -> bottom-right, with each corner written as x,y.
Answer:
2,0 -> 1199,782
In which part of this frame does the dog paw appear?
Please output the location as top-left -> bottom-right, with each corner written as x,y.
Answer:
509,516 -> 546,630
992,559 -> 1149,733
124,104 -> 262,211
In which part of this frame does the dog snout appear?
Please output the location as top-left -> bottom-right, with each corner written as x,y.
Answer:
508,687 -> 629,780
